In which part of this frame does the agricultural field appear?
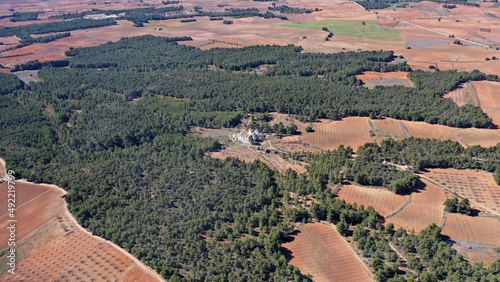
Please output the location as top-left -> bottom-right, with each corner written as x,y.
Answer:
282,223 -> 373,282
473,81 -> 500,126
442,213 -> 500,246
281,20 -> 403,41
443,82 -> 479,107
302,117 -> 372,151
387,180 -> 446,232
0,179 -> 163,281
356,71 -> 414,89
337,184 -> 410,218
421,168 -> 500,216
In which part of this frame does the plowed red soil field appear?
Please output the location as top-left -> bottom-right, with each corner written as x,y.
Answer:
282,223 -> 373,282
356,71 -> 414,89
302,117 -> 372,151
473,81 -> 500,126
387,179 -> 446,232
442,213 -> 500,246
0,177 -> 163,281
337,185 -> 409,217
422,168 -> 500,215
443,82 -> 474,107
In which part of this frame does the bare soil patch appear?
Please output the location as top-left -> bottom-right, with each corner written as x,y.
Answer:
302,117 -> 372,151
442,213 -> 500,246
356,71 -> 414,89
422,168 -> 500,216
282,222 -> 373,282
473,80 -> 500,126
387,179 -> 446,232
337,184 -> 409,218
443,82 -> 479,107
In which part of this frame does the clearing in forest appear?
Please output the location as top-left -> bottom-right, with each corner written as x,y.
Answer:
302,117 -> 372,151
387,180 -> 446,232
356,71 -> 414,89
422,168 -> 500,216
337,184 -> 409,218
443,82 -> 479,107
210,144 -> 306,173
0,179 -> 162,281
282,223 -> 373,282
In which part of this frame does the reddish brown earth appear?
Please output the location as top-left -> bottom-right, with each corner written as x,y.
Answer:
442,213 -> 500,246
282,223 -> 373,282
356,71 -> 414,89
337,185 -> 409,217
473,81 -> 500,126
302,117 -> 372,151
0,174 -> 163,281
422,168 -> 500,216
387,180 -> 446,232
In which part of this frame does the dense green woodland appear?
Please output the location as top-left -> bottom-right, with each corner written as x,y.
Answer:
0,36 -> 499,281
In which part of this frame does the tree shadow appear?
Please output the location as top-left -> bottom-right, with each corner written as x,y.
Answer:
281,230 -> 301,262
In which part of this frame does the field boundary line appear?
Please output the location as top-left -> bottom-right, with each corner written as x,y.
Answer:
398,122 -> 411,138
451,131 -> 469,147
440,211 -> 448,228
385,194 -> 412,219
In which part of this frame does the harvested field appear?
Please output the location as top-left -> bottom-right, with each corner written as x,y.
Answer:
356,71 -> 414,89
473,81 -> 500,126
422,168 -> 500,216
12,70 -> 40,84
387,180 -> 446,232
271,136 -> 322,153
282,223 -> 373,282
302,117 -> 372,151
442,213 -> 500,246
337,185 -> 410,218
449,60 -> 500,76
0,175 -> 163,281
443,82 -> 479,107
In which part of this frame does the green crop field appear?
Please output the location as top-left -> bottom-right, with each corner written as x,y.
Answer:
280,20 -> 403,41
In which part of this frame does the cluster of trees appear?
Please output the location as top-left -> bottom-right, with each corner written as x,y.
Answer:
1,36 -> 499,280
268,5 -> 314,14
49,6 -> 282,26
10,12 -> 39,22
0,18 -> 116,38
64,36 -> 495,128
11,59 -> 69,72
7,32 -> 72,50
355,0 -> 394,10
281,170 -> 499,281
248,121 -> 299,136
444,197 -> 472,215
0,73 -> 24,95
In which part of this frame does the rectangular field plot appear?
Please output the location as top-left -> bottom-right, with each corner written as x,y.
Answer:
282,223 -> 373,282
